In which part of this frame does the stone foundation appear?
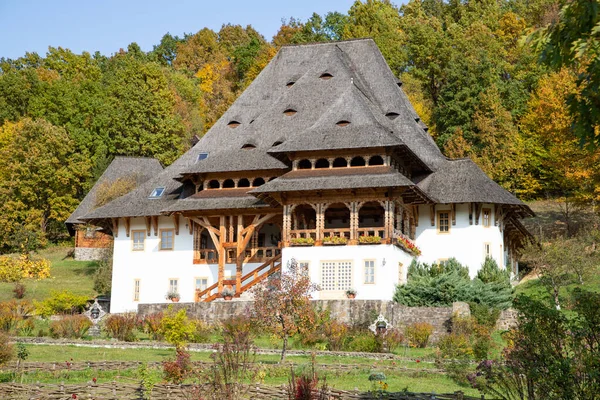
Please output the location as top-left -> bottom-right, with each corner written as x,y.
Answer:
138,300 -> 471,343
496,308 -> 518,331
75,247 -> 111,261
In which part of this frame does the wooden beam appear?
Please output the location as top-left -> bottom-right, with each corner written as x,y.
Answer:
152,216 -> 159,236
112,218 -> 119,238
190,217 -> 220,237
451,204 -> 456,226
218,216 -> 226,293
124,217 -> 131,237
236,215 -> 244,291
468,203 -> 473,225
429,205 -> 435,227
412,205 -> 419,227
173,215 -> 180,235
188,218 -> 193,235
474,203 -> 481,225
145,217 -> 151,236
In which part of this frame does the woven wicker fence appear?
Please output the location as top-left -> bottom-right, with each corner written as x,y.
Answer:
0,382 -> 485,400
4,360 -> 445,375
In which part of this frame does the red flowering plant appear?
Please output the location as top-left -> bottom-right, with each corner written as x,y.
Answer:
395,234 -> 421,256
251,259 -> 320,362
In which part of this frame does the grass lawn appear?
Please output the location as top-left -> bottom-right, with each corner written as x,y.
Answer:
1,344 -> 477,395
0,246 -> 98,302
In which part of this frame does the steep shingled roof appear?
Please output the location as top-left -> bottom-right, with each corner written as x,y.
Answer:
415,159 -> 531,212
79,39 -> 528,220
66,156 -> 163,226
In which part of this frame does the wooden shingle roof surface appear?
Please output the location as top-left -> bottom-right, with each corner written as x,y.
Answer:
80,39 -> 529,219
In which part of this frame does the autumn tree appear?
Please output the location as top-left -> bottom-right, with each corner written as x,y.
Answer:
251,260 -> 319,362
0,119 -> 89,252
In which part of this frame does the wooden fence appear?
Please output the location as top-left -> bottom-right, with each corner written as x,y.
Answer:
4,360 -> 445,375
0,382 -> 485,400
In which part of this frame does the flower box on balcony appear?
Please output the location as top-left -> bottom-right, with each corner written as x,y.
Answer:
290,237 -> 315,246
358,235 -> 382,244
395,235 -> 422,256
322,236 -> 348,245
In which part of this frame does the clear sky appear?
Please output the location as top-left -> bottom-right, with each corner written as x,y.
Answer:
0,0 -> 357,59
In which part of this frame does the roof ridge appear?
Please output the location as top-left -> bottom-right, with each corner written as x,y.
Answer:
280,38 -> 375,49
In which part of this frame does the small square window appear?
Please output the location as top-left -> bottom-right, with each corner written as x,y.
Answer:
149,187 -> 165,198
364,260 -> 375,284
160,229 -> 174,250
132,230 -> 145,251
197,153 -> 209,161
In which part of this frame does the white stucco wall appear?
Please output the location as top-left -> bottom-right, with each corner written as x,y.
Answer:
110,216 -> 263,313
414,203 -> 505,277
282,244 -> 414,301
110,203 -> 508,312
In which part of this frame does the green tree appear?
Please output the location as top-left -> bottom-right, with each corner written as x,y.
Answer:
0,119 -> 90,251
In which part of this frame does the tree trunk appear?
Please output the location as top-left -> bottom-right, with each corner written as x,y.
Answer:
553,286 -> 561,310
281,334 -> 288,363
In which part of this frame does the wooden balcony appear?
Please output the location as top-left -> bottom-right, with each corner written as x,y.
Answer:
193,246 -> 280,264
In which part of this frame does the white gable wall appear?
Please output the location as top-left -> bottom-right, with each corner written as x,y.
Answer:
110,216 -> 263,313
415,203 -> 505,277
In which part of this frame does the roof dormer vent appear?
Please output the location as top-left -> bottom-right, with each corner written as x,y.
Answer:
386,112 -> 400,120
320,72 -> 333,80
227,121 -> 241,128
286,81 -> 295,88
241,143 -> 256,150
283,109 -> 297,116
336,120 -> 350,127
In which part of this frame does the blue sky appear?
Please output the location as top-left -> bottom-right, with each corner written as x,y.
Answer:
0,0 -> 357,59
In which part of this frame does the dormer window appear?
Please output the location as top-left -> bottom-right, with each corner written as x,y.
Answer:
197,153 -> 209,161
149,187 -> 165,198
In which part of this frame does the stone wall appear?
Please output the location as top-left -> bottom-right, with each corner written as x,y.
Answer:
75,247 -> 111,261
138,300 -> 471,343
496,308 -> 518,331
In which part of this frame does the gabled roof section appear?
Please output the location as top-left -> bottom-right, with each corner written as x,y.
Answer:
415,159 -> 533,215
270,85 -> 404,153
66,157 -> 163,225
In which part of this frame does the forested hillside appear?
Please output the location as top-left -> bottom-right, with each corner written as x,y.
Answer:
0,0 -> 598,253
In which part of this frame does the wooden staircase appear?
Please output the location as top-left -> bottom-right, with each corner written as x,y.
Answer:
194,254 -> 282,302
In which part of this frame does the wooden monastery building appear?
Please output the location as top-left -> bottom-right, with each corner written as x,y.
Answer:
74,39 -> 533,313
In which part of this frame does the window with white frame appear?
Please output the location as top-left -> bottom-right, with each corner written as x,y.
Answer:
132,230 -> 145,251
169,279 -> 178,294
320,261 -> 353,291
195,277 -> 208,292
364,260 -> 375,284
298,261 -> 310,274
133,279 -> 140,301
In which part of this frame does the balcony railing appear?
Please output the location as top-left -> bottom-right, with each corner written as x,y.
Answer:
193,246 -> 280,264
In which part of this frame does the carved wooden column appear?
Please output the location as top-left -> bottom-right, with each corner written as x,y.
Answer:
218,216 -> 226,293
315,203 -> 325,242
349,202 -> 358,242
282,205 -> 291,244
236,215 -> 244,292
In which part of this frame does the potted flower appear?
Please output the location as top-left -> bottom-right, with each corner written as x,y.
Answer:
395,235 -> 422,257
221,288 -> 235,301
322,235 -> 348,245
346,288 -> 357,299
165,291 -> 180,302
358,235 -> 382,244
290,237 -> 315,246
